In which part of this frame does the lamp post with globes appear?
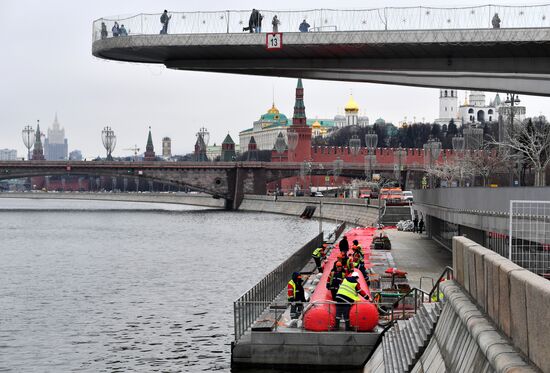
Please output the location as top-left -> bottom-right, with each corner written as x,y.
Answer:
101,126 -> 116,161
364,130 -> 378,180
22,125 -> 34,160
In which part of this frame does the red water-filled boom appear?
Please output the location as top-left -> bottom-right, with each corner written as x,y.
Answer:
303,227 -> 379,332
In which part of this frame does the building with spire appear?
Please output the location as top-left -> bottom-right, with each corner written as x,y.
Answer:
32,123 -> 45,160
44,114 -> 68,160
144,127 -> 156,161
221,134 -> 236,161
247,136 -> 258,161
287,78 -> 312,162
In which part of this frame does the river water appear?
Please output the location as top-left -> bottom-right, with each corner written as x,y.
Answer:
0,198 -> 332,372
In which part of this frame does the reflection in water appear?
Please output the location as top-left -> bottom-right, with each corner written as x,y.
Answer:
0,199 -> 334,372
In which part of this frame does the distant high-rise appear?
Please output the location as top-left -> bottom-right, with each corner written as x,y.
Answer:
0,149 -> 17,160
162,137 -> 171,158
44,114 -> 68,160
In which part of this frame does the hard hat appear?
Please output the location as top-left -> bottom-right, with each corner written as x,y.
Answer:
351,272 -> 360,278
353,240 -> 359,245
322,243 -> 328,247
336,262 -> 343,267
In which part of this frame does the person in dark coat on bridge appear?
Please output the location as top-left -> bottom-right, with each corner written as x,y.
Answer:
492,13 -> 501,29
299,19 -> 310,32
243,9 -> 257,33
339,235 -> 349,256
160,10 -> 171,34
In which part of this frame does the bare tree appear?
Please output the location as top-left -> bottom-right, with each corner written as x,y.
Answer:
494,116 -> 550,186
461,147 -> 510,186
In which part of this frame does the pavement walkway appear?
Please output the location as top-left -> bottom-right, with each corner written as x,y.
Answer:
384,230 -> 452,292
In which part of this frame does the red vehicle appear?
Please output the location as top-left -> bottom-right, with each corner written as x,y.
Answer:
379,188 -> 406,206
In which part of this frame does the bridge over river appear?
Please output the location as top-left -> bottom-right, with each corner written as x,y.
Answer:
93,5 -> 550,95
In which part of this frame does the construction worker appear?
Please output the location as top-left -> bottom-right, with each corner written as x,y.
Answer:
339,235 -> 349,256
351,239 -> 364,260
288,272 -> 306,319
335,272 -> 369,330
311,244 -> 326,272
326,262 -> 345,300
352,252 -> 369,280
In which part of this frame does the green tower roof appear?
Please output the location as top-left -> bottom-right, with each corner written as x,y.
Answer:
222,133 -> 235,145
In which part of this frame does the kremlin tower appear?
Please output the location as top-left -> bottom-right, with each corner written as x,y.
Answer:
32,121 -> 45,160
144,127 -> 156,161
287,78 -> 312,162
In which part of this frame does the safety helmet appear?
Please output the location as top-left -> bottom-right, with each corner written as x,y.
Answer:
351,272 -> 360,278
353,240 -> 359,245
336,262 -> 343,267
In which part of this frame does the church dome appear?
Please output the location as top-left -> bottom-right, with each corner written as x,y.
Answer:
312,120 -> 321,128
267,103 -> 279,114
345,95 -> 359,112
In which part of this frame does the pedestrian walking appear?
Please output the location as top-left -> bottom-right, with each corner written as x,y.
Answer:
413,216 -> 418,233
299,19 -> 310,32
335,272 -> 369,330
255,11 -> 263,33
160,10 -> 171,34
418,218 -> 424,234
243,9 -> 257,33
272,15 -> 280,33
339,235 -> 349,256
288,272 -> 307,319
100,22 -> 108,39
112,22 -> 120,37
492,13 -> 501,29
119,24 -> 128,36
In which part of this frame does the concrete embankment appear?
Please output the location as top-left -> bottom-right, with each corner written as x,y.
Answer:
0,193 -> 380,226
239,194 -> 379,226
0,192 -> 226,208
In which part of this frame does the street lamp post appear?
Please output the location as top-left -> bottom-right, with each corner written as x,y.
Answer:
394,146 -> 406,188
424,138 -> 442,188
452,134 -> 465,186
287,131 -> 299,162
101,126 -> 116,161
273,132 -> 287,163
365,131 -> 378,180
22,125 -> 34,160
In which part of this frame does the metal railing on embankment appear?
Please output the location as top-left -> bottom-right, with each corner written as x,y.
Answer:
233,231 -> 324,341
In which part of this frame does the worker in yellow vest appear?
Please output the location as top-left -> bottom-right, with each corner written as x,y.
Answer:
311,244 -> 327,272
335,272 -> 369,330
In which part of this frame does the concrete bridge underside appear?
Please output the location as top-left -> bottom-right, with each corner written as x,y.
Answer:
93,29 -> 550,95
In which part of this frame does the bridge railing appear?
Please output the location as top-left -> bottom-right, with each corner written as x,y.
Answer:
93,5 -> 550,41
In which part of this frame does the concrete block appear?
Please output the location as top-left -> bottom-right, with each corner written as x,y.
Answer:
509,269 -> 530,358
498,261 -> 523,338
452,237 -> 466,286
524,271 -> 550,373
484,254 -> 508,324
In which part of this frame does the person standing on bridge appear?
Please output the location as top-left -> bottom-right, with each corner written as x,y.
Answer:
492,13 -> 501,29
112,22 -> 120,37
100,22 -> 108,39
255,11 -> 264,33
272,15 -> 280,33
243,9 -> 257,33
160,10 -> 171,34
299,19 -> 310,32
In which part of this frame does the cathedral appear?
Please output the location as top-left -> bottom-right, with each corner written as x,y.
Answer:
435,89 -> 526,126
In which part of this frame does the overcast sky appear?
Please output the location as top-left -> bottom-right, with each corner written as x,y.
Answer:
1,0 -> 549,158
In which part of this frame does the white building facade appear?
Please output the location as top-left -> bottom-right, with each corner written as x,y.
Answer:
0,149 -> 17,160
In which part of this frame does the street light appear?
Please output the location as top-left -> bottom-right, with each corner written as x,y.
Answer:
273,132 -> 287,162
349,135 -> 361,157
22,125 -> 34,160
198,127 -> 210,147
364,130 -> 378,180
394,146 -> 406,187
463,126 -> 483,150
452,134 -> 465,152
424,138 -> 442,188
287,130 -> 299,162
101,126 -> 116,161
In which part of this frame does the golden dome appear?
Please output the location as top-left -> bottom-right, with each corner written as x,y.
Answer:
312,120 -> 321,128
345,95 -> 359,112
267,103 -> 280,114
